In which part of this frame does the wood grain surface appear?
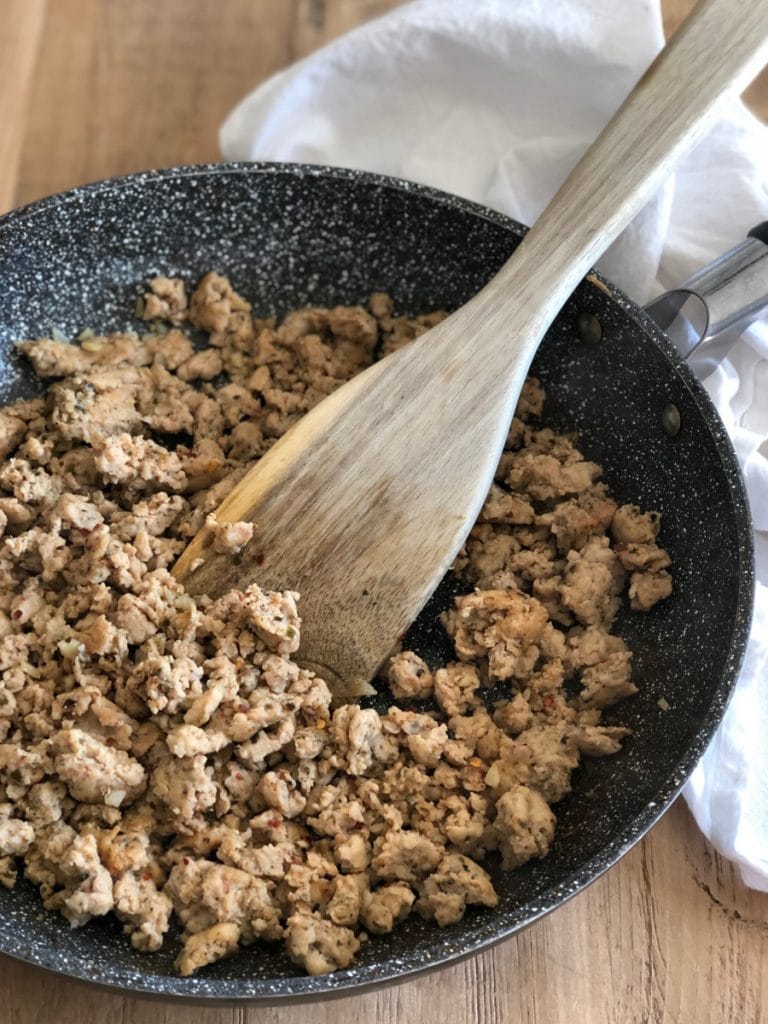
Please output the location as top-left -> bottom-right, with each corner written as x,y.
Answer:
1,3 -> 767,1023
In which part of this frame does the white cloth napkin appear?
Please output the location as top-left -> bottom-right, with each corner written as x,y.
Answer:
221,0 -> 768,889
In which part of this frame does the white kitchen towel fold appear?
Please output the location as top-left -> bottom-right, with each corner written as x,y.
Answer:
221,0 -> 768,889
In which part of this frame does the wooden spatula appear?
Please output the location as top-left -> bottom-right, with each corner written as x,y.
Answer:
174,0 -> 768,700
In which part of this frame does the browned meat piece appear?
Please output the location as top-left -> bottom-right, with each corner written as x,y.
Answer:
578,651 -> 637,709
559,536 -> 625,627
165,857 -> 281,944
441,793 -> 490,856
284,908 -> 360,976
360,881 -> 414,934
385,708 -> 448,768
227,421 -> 263,461
213,585 -> 301,655
0,459 -> 62,506
142,277 -> 188,324
177,349 -> 224,382
486,723 -> 579,804
92,433 -> 187,490
541,485 -> 618,552
19,782 -> 67,827
444,589 -> 549,682
17,334 -> 150,378
334,832 -> 371,873
97,823 -> 153,877
368,292 -> 394,320
531,575 -> 571,626
331,705 -> 397,775
505,451 -> 601,502
386,651 -> 434,700
458,532 -> 522,587
0,817 -> 34,856
515,377 -> 545,419
145,328 -> 195,370
372,831 -> 443,883
493,692 -> 533,736
205,513 -> 254,555
327,305 -> 378,354
628,570 -> 673,611
433,662 -> 481,716
571,723 -> 631,756
189,272 -> 251,333
150,755 -> 216,820
25,822 -> 114,926
326,874 -> 364,926
258,770 -> 307,818
51,728 -> 146,807
176,922 -> 240,976
565,624 -> 628,671
493,785 -> 556,869
0,412 -> 26,460
611,503 -> 662,545
56,492 -> 104,530
614,541 -> 671,573
114,872 -> 173,951
479,484 -> 536,525
417,854 -> 497,926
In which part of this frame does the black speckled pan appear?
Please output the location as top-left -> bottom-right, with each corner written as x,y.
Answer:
0,163 -> 754,1003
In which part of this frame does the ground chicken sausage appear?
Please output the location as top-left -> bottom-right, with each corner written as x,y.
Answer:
0,274 -> 671,976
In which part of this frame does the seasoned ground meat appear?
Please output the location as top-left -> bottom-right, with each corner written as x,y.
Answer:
386,651 -> 434,700
0,273 -> 672,976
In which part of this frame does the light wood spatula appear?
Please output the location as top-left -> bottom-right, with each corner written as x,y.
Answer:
174,0 -> 768,700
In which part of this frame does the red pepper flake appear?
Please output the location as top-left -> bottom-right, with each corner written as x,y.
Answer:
142,873 -> 151,881
12,611 -> 22,620
255,551 -> 266,566
235,772 -> 244,781
105,736 -> 117,747
182,857 -> 190,865
267,815 -> 282,830
542,695 -> 555,709
614,542 -> 627,552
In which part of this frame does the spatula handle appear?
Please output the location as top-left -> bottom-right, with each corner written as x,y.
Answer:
473,0 -> 768,340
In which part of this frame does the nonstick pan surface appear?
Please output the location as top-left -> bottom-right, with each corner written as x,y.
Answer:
0,163 -> 754,1002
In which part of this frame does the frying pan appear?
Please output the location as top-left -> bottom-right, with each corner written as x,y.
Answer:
0,162 -> 756,1003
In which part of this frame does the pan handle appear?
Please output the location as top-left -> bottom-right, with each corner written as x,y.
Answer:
644,223 -> 768,378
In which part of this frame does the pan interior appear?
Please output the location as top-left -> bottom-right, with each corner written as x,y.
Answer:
0,164 -> 752,1000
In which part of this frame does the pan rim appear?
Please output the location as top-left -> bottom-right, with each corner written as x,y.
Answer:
0,160 -> 755,1003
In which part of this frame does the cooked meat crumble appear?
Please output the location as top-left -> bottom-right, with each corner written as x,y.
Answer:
0,273 -> 672,975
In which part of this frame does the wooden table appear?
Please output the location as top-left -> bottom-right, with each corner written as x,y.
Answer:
1,2 -> 767,1022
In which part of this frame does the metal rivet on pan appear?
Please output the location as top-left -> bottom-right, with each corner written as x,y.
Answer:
661,403 -> 681,436
577,312 -> 602,345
